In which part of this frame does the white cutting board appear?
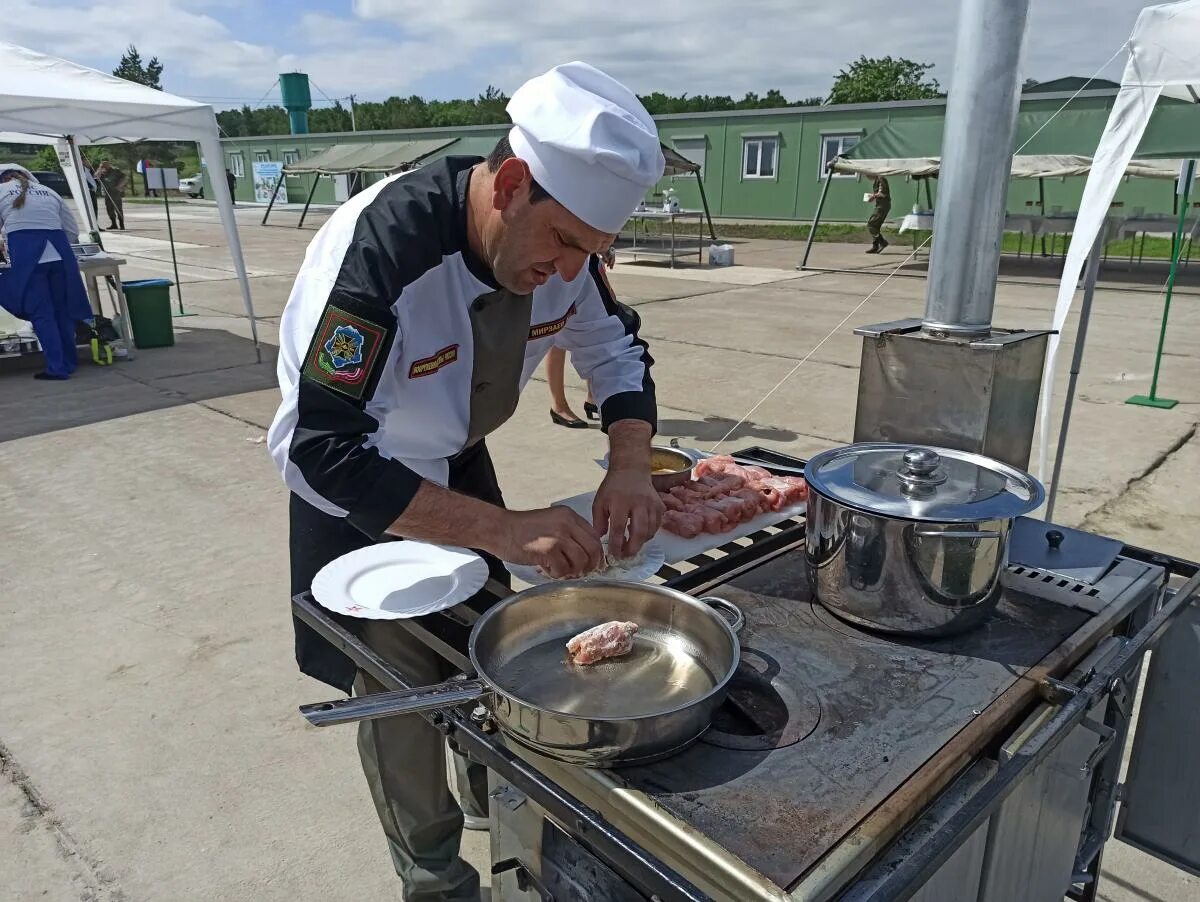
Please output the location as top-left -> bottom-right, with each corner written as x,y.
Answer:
553,491 -> 806,565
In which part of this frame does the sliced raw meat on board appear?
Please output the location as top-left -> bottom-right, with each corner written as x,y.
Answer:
658,456 -> 807,538
566,621 -> 639,665
662,509 -> 704,538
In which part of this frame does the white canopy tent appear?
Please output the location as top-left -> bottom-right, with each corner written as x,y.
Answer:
0,41 -> 259,352
1037,0 -> 1200,486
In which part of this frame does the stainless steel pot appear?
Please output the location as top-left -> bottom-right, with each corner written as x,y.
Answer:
300,580 -> 744,767
804,444 -> 1044,637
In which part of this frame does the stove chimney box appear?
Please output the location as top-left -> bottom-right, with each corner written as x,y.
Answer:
852,0 -> 1049,471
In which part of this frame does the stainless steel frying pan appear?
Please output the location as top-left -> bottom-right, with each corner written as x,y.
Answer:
300,580 -> 745,767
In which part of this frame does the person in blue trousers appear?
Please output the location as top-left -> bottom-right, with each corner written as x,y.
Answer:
0,164 -> 93,380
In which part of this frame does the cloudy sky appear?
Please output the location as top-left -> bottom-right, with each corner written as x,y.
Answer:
7,0 -> 1145,109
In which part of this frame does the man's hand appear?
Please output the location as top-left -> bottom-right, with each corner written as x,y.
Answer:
594,419 -> 664,559
490,507 -> 603,579
593,469 -> 664,559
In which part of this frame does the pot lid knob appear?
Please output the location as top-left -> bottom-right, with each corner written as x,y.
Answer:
901,447 -> 941,477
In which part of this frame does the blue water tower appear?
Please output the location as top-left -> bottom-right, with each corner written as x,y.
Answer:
279,72 -> 312,135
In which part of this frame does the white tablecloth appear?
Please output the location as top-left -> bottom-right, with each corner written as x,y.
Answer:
898,212 -> 1058,236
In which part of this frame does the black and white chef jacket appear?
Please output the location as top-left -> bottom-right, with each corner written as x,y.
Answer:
267,156 -> 656,539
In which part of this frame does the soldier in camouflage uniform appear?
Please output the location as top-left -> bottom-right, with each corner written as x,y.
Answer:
866,175 -> 890,254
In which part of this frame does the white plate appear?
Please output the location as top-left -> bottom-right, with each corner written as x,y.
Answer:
506,541 -> 666,587
312,541 -> 490,620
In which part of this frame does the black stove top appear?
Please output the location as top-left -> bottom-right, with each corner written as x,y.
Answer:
611,549 -> 1090,890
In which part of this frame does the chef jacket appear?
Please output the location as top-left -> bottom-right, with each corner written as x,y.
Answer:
268,156 -> 656,539
0,181 -> 79,263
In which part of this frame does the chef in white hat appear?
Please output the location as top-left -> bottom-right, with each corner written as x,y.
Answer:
268,62 -> 665,900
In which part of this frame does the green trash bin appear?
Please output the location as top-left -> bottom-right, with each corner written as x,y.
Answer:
121,279 -> 175,349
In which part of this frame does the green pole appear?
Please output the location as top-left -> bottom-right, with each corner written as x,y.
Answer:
1127,158 -> 1193,410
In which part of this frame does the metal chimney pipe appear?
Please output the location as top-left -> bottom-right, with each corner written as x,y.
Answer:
922,0 -> 1031,336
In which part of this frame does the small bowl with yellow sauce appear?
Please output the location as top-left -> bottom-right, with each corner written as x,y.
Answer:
649,446 -> 696,491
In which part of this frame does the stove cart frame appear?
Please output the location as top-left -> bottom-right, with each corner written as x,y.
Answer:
293,446 -> 1200,902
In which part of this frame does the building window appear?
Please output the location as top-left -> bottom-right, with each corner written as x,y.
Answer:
821,134 -> 861,177
254,151 -> 271,163
743,137 -> 778,179
228,153 -> 244,178
673,137 -> 706,179
282,150 -> 300,166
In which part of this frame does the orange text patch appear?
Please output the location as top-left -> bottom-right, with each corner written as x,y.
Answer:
528,304 -> 576,341
408,344 -> 459,378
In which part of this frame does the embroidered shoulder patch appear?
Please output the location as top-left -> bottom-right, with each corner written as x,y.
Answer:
302,305 -> 387,400
528,303 -> 577,341
408,344 -> 459,378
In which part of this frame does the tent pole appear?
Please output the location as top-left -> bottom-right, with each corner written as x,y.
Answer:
161,176 -> 191,317
1126,158 -> 1193,410
695,175 -> 717,240
1039,178 -> 1047,256
798,167 -> 834,270
198,133 -> 261,362
1045,234 -> 1104,522
923,177 -> 933,211
298,176 -> 320,229
262,174 -> 284,226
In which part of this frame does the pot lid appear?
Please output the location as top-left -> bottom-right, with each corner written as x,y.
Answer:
804,443 -> 1045,522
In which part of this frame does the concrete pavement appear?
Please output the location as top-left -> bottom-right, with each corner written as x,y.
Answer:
1,202 -> 1196,901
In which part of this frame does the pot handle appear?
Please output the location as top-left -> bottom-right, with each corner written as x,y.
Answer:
300,678 -> 489,727
699,596 -> 746,634
913,529 -> 1002,540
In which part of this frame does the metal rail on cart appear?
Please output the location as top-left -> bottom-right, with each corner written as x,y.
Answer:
850,553 -> 1200,902
292,447 -> 806,902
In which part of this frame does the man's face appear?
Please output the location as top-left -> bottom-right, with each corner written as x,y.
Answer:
485,158 -> 616,295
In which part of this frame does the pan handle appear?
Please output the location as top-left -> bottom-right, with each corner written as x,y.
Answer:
699,596 -> 746,634
300,678 -> 490,727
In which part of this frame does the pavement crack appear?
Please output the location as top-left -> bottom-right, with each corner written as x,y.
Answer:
0,739 -> 125,900
640,333 -> 858,369
1081,421 -> 1199,529
112,369 -> 273,431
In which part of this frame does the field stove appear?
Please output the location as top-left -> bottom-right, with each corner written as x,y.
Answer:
294,445 -> 1198,902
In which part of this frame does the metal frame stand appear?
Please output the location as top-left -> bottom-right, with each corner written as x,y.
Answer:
799,167 -> 835,270
261,175 -> 285,226
695,176 -> 718,241
1045,235 -> 1104,521
1127,158 -> 1193,410
161,184 -> 193,318
298,176 -> 321,229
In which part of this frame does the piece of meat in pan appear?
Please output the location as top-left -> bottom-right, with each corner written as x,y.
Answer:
566,620 -> 639,665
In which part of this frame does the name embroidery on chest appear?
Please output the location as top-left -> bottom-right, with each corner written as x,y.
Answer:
408,344 -> 459,378
528,303 -> 577,341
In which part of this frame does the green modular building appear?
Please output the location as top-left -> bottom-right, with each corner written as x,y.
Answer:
215,85 -> 1200,224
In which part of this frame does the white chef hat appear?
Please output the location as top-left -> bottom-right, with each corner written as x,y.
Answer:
507,62 -> 665,234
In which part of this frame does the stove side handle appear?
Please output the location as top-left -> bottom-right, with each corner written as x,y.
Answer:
1113,595 -> 1200,877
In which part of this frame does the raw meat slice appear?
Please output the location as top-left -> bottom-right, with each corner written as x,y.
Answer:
759,476 -> 808,505
662,509 -> 704,538
695,503 -> 728,533
732,487 -> 770,517
696,473 -> 745,494
705,495 -> 751,525
693,455 -> 737,478
566,621 -> 639,665
659,491 -> 686,512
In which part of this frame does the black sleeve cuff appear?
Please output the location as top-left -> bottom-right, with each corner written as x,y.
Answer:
345,458 -> 424,541
600,390 -> 658,436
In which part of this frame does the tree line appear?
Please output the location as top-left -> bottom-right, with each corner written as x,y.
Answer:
214,87 -> 835,137
4,46 -> 944,180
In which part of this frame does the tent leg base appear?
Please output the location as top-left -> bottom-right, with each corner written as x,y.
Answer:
1126,395 -> 1178,409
